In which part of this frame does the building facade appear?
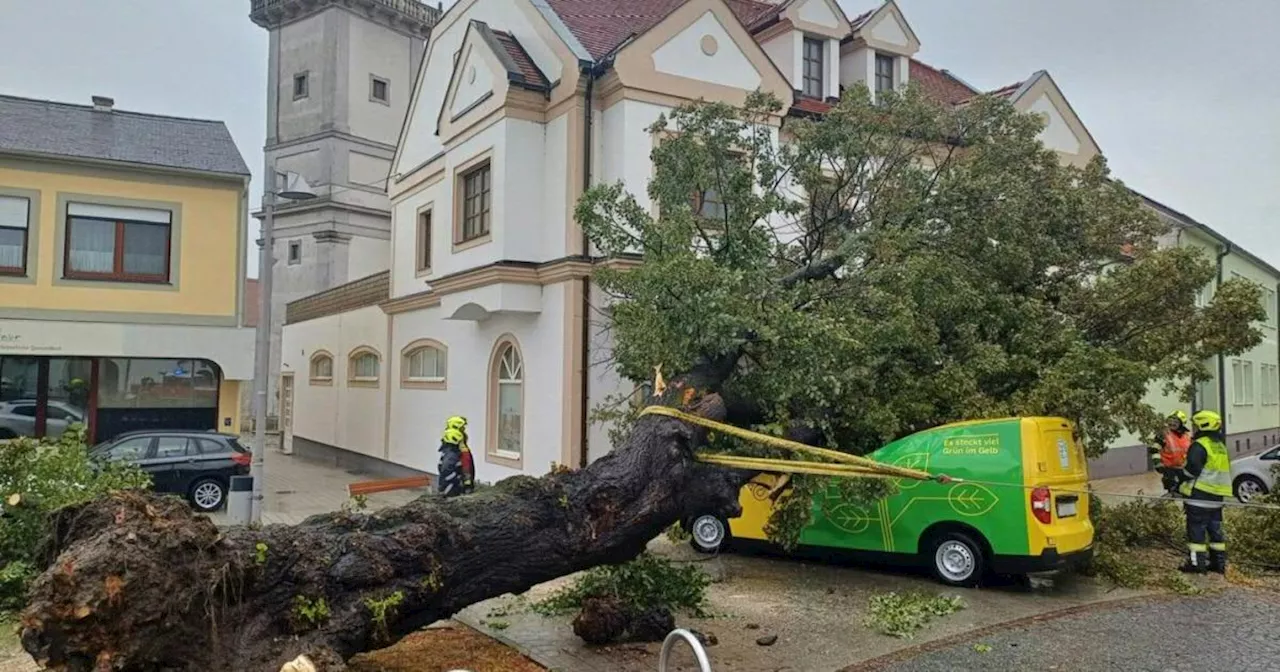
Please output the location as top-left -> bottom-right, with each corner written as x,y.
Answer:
0,94 -> 254,443
248,0 -> 441,420
280,0 -> 1278,482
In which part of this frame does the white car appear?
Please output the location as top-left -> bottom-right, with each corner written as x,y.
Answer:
0,400 -> 85,439
1231,444 -> 1278,503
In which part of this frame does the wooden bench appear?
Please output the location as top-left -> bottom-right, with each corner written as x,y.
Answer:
346,475 -> 433,497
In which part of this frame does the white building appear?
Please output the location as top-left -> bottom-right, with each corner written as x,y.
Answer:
279,0 -> 1119,481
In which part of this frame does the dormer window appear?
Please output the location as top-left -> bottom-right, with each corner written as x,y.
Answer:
802,38 -> 825,98
875,53 -> 895,95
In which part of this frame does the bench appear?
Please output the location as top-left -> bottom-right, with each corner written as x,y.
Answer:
346,475 -> 433,497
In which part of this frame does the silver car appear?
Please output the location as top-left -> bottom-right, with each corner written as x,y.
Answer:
1231,444 -> 1278,503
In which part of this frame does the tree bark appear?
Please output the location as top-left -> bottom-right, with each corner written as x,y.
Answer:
18,395 -> 750,672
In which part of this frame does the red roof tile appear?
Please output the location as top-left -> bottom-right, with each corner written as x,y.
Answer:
790,97 -> 834,116
545,0 -> 781,60
985,81 -> 1023,99
908,59 -> 979,105
493,30 -> 550,88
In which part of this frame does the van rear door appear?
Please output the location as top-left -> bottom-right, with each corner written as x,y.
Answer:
1024,418 -> 1093,554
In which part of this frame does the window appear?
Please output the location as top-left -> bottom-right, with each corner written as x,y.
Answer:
348,348 -> 381,387
490,339 -> 524,460
154,437 -> 192,459
106,437 -> 151,462
1233,359 -> 1255,406
0,195 -> 30,275
1264,287 -> 1277,325
802,38 -> 824,98
416,208 -> 433,273
309,351 -> 333,385
288,240 -> 301,265
402,340 -> 447,389
64,202 -> 171,283
460,163 -> 491,242
694,189 -> 726,220
370,75 -> 390,104
1195,284 -> 1211,308
875,53 -> 895,95
197,438 -> 231,455
1262,363 -> 1279,406
293,72 -> 309,100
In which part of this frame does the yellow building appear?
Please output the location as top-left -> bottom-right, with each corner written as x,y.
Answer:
0,94 -> 253,443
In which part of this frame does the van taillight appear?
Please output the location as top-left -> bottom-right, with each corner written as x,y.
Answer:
1031,487 -> 1051,524
232,452 -> 251,466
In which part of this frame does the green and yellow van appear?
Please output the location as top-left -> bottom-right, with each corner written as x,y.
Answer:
684,417 -> 1095,586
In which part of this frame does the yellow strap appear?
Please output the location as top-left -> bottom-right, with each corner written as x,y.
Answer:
698,454 -> 899,480
639,405 -> 934,481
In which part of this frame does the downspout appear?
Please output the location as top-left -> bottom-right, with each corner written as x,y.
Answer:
1216,243 -> 1231,430
578,50 -> 622,467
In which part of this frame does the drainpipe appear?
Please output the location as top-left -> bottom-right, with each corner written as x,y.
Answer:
577,49 -> 623,467
1216,242 -> 1231,431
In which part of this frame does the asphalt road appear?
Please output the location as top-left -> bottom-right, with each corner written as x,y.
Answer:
865,589 -> 1280,672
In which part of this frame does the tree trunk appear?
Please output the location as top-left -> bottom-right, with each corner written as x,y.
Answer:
18,395 -> 749,671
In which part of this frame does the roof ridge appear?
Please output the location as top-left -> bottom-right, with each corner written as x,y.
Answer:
0,94 -> 229,127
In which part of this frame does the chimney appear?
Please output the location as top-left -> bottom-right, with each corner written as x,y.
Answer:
91,96 -> 114,112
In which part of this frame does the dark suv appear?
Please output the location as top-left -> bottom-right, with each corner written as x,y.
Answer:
91,430 -> 251,512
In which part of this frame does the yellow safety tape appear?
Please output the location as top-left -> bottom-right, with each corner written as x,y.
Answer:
639,405 -> 935,481
697,454 -> 899,480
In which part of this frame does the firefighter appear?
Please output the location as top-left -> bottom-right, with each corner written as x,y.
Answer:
1174,410 -> 1232,574
437,427 -> 475,498
1150,410 -> 1192,493
446,415 -> 470,448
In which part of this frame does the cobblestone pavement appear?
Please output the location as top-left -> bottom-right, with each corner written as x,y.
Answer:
859,588 -> 1280,672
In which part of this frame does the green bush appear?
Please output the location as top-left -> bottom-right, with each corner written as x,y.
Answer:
864,591 -> 965,639
1224,463 -> 1280,571
1093,499 -> 1182,550
0,427 -> 150,612
532,552 -> 711,617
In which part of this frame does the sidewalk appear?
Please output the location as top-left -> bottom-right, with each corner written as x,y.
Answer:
210,436 -> 425,526
1089,471 -> 1166,507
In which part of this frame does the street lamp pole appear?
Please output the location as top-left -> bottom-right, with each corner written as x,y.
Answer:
250,171 -> 316,524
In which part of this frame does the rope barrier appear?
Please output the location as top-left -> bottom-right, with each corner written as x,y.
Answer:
640,405 -> 1280,514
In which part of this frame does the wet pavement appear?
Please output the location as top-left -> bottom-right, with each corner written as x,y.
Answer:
859,588 -> 1280,672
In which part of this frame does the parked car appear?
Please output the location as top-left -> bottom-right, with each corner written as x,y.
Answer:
90,430 -> 251,511
0,400 -> 85,439
1231,444 -> 1278,503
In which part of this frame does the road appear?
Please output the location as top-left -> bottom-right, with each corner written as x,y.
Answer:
855,588 -> 1280,672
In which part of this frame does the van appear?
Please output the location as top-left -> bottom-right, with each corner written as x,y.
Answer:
683,417 -> 1095,586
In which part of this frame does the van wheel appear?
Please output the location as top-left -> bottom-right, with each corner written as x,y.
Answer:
687,514 -> 730,554
927,531 -> 985,587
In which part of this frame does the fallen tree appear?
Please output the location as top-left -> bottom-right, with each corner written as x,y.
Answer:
19,83 -> 1267,670
19,393 -> 747,671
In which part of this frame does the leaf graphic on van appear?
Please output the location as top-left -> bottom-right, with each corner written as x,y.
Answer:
892,452 -> 930,489
946,483 -> 998,517
824,503 -> 878,534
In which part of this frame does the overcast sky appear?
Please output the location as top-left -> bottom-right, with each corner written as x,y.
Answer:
0,0 -> 1276,277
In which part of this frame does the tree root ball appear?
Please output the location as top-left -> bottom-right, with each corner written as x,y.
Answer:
570,597 -> 675,645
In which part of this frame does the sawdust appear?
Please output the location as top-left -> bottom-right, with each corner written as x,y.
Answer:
350,623 -> 545,672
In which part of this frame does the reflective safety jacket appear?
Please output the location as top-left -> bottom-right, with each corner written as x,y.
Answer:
1159,429 -> 1191,468
1178,435 -> 1231,507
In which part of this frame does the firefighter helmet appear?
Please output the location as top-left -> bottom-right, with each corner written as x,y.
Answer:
1190,410 -> 1222,433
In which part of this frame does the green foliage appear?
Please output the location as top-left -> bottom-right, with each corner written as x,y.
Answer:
291,595 -> 331,629
342,494 -> 369,512
0,427 -> 150,611
531,553 -> 711,618
1094,500 -> 1182,549
1224,463 -> 1280,571
578,82 -> 1264,543
664,521 -> 691,544
864,591 -> 965,638
364,590 -> 405,641
254,542 -> 269,566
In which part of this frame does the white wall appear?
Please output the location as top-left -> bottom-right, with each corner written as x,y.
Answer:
586,282 -> 635,463
387,284 -> 571,480
652,10 -> 764,91
840,46 -> 872,91
347,16 -> 418,146
282,306 -> 388,459
761,32 -> 797,89
348,237 -> 390,282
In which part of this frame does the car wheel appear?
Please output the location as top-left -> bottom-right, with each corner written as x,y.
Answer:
1234,475 -> 1269,504
190,478 -> 227,512
687,514 -> 730,554
928,531 -> 985,588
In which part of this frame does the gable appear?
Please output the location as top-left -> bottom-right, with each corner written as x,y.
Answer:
783,0 -> 850,39
436,24 -> 512,144
612,0 -> 793,110
450,43 -> 499,118
851,1 -> 920,56
391,0 -> 579,185
652,11 -> 763,91
1009,72 -> 1101,168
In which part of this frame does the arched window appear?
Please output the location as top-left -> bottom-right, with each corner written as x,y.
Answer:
401,339 -> 447,389
347,347 -> 381,388
488,337 -> 524,464
309,351 -> 334,386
